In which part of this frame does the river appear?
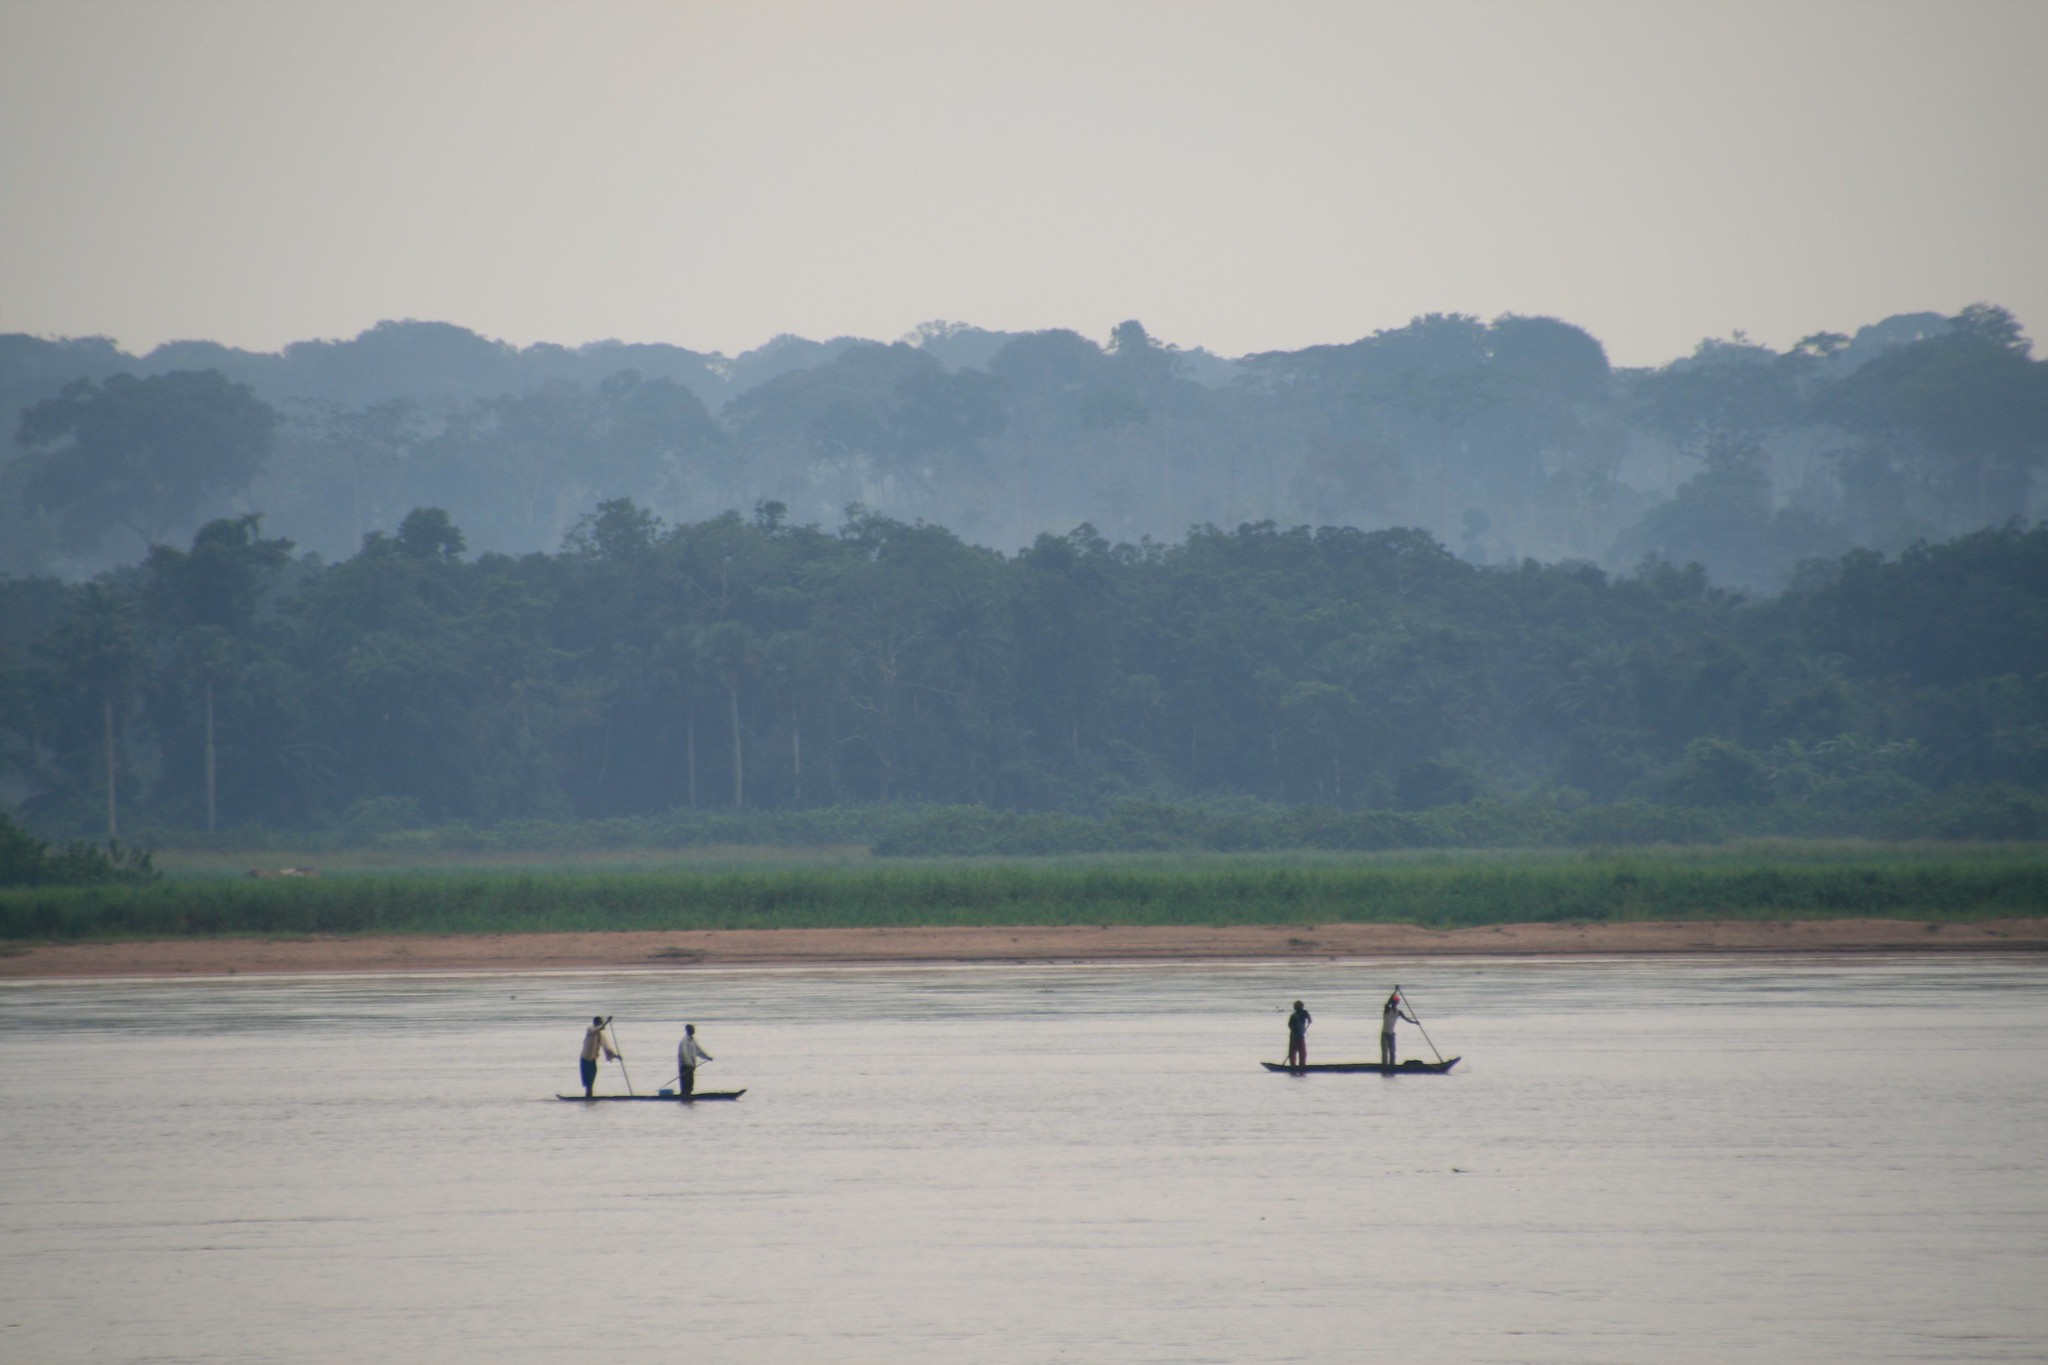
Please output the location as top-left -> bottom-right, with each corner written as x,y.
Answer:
2,956 -> 2043,1363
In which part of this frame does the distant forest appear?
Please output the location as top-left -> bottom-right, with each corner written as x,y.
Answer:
1,306 -> 2045,846
5,305 -> 2046,591
2,500 -> 2044,846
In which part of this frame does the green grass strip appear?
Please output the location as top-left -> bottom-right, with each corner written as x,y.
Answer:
4,849 -> 2046,942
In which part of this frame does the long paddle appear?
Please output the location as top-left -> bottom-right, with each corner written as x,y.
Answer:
606,1017 -> 635,1096
1395,985 -> 1445,1065
664,1062 -> 710,1094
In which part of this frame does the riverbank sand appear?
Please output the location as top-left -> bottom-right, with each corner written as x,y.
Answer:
3,918 -> 2043,978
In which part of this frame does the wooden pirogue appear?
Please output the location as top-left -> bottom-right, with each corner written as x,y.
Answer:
1261,1059 -> 1459,1075
556,1090 -> 747,1102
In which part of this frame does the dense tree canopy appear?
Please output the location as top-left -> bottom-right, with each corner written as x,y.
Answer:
14,370 -> 277,557
4,306 -> 2042,591
1,504 -> 2042,843
2,304 -> 2043,848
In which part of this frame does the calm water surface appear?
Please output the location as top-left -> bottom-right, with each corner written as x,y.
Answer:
1,956 -> 2044,1364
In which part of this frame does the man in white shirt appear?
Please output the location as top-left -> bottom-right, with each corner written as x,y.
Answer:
677,1023 -> 714,1097
579,1016 -> 618,1097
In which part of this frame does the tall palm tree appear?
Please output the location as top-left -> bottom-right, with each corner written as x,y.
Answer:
49,585 -> 140,842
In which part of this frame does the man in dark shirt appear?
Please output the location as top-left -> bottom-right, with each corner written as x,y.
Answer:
1381,990 -> 1418,1066
1286,1000 -> 1312,1071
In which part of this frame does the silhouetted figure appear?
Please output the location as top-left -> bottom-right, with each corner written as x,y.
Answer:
1381,989 -> 1418,1067
1286,1000 -> 1312,1071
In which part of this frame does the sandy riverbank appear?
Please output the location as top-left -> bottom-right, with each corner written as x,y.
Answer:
2,918 -> 2044,979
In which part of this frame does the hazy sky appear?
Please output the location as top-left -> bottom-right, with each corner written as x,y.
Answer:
3,0 -> 2044,367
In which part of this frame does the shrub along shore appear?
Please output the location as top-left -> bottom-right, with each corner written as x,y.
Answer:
3,845 -> 2044,943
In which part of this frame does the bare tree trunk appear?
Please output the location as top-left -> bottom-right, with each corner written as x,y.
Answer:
685,701 -> 697,810
204,677 -> 218,834
729,683 -> 743,808
828,709 -> 839,802
103,693 -> 118,843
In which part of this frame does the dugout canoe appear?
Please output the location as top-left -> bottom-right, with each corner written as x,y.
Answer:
556,1090 -> 747,1102
1261,1059 -> 1459,1075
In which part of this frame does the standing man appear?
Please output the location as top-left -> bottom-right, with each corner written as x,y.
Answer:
677,1023 -> 713,1097
1381,988 -> 1418,1067
579,1016 -> 618,1097
1286,1000 -> 1312,1071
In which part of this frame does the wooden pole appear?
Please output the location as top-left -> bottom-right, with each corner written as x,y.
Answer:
606,1017 -> 635,1096
1398,988 -> 1445,1065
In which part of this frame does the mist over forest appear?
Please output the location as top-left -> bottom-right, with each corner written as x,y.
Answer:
7,305 -> 2046,588
2,306 -> 2045,849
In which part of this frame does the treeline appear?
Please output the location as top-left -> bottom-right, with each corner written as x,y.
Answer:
0,813 -> 156,887
4,305 -> 2045,593
2,501 -> 2044,846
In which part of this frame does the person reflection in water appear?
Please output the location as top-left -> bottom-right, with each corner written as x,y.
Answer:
1286,1000 -> 1312,1071
677,1023 -> 713,1097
